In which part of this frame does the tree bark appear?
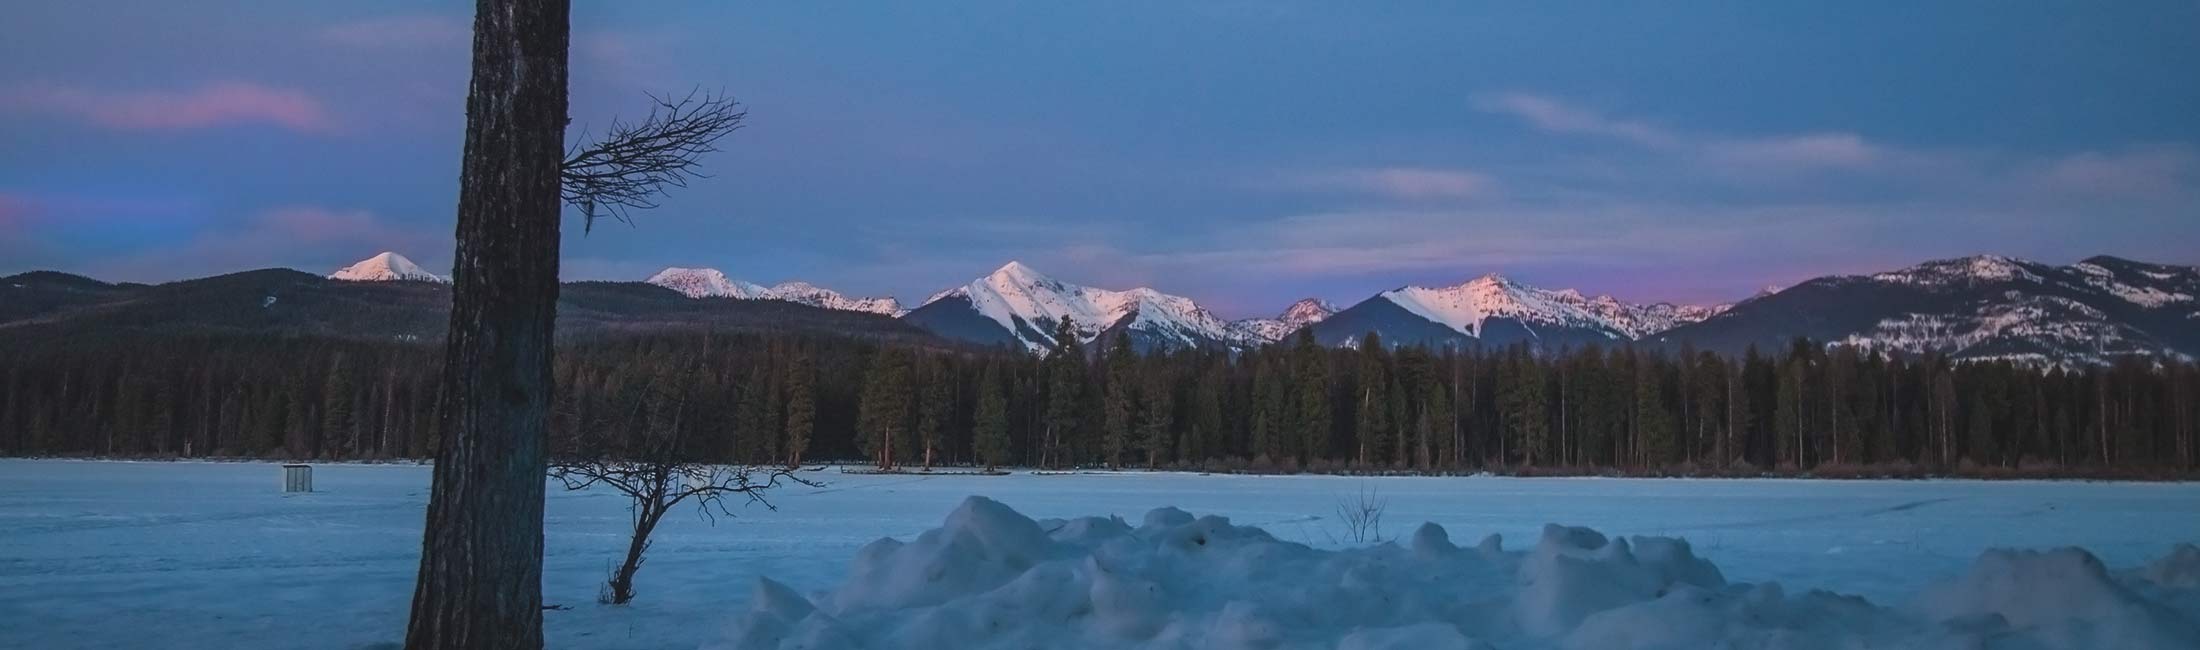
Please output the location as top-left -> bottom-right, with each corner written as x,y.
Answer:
405,1 -> 569,648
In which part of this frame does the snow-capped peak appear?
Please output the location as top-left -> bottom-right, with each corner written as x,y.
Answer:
1278,298 -> 1340,325
919,261 -> 1243,353
645,267 -> 903,316
1871,255 -> 2045,286
647,267 -> 767,299
991,260 -> 1048,285
1230,298 -> 1340,343
329,252 -> 448,283
1381,274 -> 1715,340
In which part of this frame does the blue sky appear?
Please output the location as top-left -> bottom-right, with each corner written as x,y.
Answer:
3,1 -> 2196,317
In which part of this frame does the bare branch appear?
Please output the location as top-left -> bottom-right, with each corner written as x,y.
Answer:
543,354 -> 820,604
561,88 -> 746,233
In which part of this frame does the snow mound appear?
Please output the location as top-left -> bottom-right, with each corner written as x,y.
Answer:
1914,547 -> 2200,648
712,497 -> 2200,650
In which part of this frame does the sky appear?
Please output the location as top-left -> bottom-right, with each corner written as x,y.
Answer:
2,1 -> 2196,317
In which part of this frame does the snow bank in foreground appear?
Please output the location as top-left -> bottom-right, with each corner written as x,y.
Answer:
711,497 -> 2200,650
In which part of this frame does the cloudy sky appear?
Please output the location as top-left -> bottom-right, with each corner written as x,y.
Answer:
3,1 -> 2196,317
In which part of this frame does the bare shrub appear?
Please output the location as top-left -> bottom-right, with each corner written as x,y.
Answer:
1333,486 -> 1388,545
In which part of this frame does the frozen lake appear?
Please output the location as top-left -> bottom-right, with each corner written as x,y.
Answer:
1,459 -> 2196,649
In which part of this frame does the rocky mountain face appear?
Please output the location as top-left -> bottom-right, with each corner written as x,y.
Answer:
1654,255 -> 2199,365
901,262 -> 1254,354
1306,274 -> 1725,350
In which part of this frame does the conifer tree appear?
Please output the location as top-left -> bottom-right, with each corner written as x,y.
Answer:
1292,330 -> 1331,465
1139,362 -> 1175,467
916,356 -> 950,470
1102,332 -> 1137,468
1041,318 -> 1087,469
973,362 -> 1011,470
857,349 -> 911,470
781,355 -> 814,468
1355,333 -> 1390,466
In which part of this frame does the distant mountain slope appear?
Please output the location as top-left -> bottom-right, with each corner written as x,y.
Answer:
1307,274 -> 1722,349
1653,255 -> 2199,365
902,261 -> 1252,353
0,270 -> 940,345
0,271 -> 139,324
15,252 -> 2191,365
646,267 -> 905,316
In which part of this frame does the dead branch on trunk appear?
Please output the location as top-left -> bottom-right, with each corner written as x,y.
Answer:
560,88 -> 746,232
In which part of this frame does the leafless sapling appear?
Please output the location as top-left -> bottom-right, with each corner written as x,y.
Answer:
549,361 -> 816,605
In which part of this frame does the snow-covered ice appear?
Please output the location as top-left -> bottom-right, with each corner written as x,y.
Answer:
1,459 -> 2196,649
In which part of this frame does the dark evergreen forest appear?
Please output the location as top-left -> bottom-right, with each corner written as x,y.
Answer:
3,324 -> 2194,477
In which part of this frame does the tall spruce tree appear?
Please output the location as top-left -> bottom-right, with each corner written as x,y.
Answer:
973,362 -> 1011,470
1041,318 -> 1087,469
1355,333 -> 1390,467
857,349 -> 912,470
1102,332 -> 1137,468
782,354 -> 814,467
1292,330 -> 1331,465
1139,361 -> 1175,468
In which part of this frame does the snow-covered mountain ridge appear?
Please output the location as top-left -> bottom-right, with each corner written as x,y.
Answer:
322,251 -> 2200,365
1660,254 -> 2200,366
645,267 -> 905,316
1381,274 -> 1724,341
1227,298 -> 1338,343
905,262 -> 1251,353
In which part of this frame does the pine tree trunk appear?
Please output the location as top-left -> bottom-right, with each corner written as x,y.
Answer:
405,1 -> 569,648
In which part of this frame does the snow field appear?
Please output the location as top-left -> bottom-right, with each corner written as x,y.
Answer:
1,460 -> 2196,649
716,496 -> 2200,649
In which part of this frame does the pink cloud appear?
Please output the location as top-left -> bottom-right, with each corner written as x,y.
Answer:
256,206 -> 395,242
1474,92 -> 1890,171
1274,167 -> 1496,201
1352,167 -> 1494,200
2037,148 -> 2196,198
1709,133 -> 1879,167
0,193 -> 30,231
1,82 -> 334,133
80,205 -> 447,282
1471,92 -> 1680,148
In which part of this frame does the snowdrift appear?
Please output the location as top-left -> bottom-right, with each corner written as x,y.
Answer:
713,496 -> 2200,650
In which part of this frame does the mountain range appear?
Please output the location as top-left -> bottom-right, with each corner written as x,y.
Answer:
5,251 -> 2193,366
645,267 -> 905,316
1651,255 -> 2200,367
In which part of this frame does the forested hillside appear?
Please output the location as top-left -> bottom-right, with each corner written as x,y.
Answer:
4,322 -> 2193,477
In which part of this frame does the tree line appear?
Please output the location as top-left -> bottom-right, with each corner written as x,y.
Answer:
3,325 -> 2195,476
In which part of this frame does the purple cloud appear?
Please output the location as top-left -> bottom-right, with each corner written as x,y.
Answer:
1475,92 -> 1884,170
0,193 -> 29,231
2036,147 -> 2197,199
1708,133 -> 1880,168
1283,167 -> 1497,201
1,82 -> 334,133
1472,92 -> 1681,148
79,205 -> 445,282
